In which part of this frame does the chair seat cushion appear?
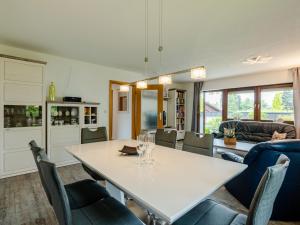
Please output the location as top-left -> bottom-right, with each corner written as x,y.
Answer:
65,179 -> 109,209
72,197 -> 144,225
173,199 -> 247,225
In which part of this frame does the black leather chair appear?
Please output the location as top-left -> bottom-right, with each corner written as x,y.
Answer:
155,129 -> 177,148
38,159 -> 144,225
81,127 -> 108,180
173,155 -> 290,225
182,132 -> 214,157
81,127 -> 108,143
29,140 -> 109,209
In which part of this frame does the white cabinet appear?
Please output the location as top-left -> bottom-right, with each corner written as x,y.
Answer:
0,57 -> 46,178
4,83 -> 43,103
49,126 -> 80,165
4,60 -> 43,83
4,128 -> 42,150
3,151 -> 36,173
47,102 -> 99,166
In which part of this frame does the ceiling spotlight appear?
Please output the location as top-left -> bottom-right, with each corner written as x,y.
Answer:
119,85 -> 130,92
136,80 -> 148,89
242,56 -> 272,65
191,66 -> 206,79
158,75 -> 172,85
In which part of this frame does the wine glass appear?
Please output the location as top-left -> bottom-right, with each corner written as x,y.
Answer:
136,134 -> 146,165
146,134 -> 155,164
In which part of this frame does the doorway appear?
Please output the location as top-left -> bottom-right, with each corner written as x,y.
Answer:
109,80 -> 133,140
132,85 -> 164,138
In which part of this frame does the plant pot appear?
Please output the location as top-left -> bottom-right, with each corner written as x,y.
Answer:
224,137 -> 237,145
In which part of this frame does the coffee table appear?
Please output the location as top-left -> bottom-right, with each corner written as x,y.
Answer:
214,138 -> 256,156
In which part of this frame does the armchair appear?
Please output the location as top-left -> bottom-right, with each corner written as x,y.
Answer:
221,140 -> 300,221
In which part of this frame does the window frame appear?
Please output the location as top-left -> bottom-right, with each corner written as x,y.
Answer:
201,83 -> 293,132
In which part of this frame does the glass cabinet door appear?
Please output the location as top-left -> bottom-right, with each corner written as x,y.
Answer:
4,105 -> 42,128
50,106 -> 79,126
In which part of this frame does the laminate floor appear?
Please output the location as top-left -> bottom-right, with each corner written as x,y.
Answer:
0,164 -> 299,225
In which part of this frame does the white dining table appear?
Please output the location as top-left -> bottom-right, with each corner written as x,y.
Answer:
66,139 -> 247,224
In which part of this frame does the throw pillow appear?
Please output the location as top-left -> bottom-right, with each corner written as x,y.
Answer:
272,131 -> 287,141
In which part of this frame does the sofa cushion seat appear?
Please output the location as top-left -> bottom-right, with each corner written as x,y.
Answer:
173,199 -> 247,225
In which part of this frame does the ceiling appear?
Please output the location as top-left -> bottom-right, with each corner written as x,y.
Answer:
0,0 -> 300,82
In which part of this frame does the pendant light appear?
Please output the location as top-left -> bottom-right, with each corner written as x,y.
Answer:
191,66 -> 206,79
136,0 -> 149,89
157,0 -> 172,86
158,75 -> 172,85
119,85 -> 130,92
136,81 -> 148,89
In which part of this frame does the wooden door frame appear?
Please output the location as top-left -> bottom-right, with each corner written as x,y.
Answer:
109,80 -> 131,140
132,84 -> 164,138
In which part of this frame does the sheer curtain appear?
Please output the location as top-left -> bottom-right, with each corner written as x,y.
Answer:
191,82 -> 203,133
292,67 -> 300,138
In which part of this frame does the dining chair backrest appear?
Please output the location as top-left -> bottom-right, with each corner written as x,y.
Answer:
39,159 -> 72,225
29,140 -> 52,204
81,127 -> 108,144
155,129 -> 177,149
246,154 -> 290,225
182,132 -> 214,157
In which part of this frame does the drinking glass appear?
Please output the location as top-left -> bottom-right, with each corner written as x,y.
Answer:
146,134 -> 155,164
136,134 -> 146,165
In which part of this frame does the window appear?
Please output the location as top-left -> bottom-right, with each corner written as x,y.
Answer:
202,91 -> 223,134
227,90 -> 255,120
260,87 -> 294,122
200,83 -> 294,133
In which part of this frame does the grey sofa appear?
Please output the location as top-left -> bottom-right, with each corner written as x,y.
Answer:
214,120 -> 296,143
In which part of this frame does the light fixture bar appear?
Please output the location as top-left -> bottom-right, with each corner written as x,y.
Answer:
132,65 -> 206,85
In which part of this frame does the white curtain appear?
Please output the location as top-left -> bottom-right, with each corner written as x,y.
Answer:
292,67 -> 300,138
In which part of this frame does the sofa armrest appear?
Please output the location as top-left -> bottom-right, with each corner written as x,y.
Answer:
221,152 -> 244,163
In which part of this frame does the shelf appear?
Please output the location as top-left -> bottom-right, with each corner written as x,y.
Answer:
47,101 -> 100,105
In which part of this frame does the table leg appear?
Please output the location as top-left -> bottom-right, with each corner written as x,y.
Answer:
106,181 -> 125,205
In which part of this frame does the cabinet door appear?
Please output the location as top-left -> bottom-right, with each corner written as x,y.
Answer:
3,151 -> 36,173
4,83 -> 43,103
50,146 -> 77,164
4,61 -> 43,83
4,128 -> 43,151
49,126 -> 80,164
50,127 -> 80,146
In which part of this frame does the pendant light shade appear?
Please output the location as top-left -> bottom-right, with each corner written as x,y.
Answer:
136,80 -> 148,89
158,75 -> 172,85
119,85 -> 130,92
191,66 -> 206,79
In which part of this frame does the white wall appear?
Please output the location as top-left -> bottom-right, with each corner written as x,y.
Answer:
202,69 -> 292,91
0,44 -> 144,131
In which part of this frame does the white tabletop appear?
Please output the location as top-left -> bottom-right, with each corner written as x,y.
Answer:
66,139 -> 247,223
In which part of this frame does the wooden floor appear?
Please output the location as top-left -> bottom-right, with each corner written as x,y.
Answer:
0,164 -> 299,225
